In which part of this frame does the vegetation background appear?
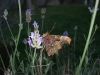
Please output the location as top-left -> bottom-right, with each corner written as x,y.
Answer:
0,0 -> 100,75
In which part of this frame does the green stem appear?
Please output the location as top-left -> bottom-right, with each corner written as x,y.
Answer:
5,20 -> 14,38
14,0 -> 22,57
74,30 -> 76,52
31,48 -> 37,74
0,55 -> 6,71
28,22 -> 30,36
12,0 -> 22,74
18,0 -> 22,24
32,48 -> 36,65
14,0 -> 22,56
75,0 -> 99,75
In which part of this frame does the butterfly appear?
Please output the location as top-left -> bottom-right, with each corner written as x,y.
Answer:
42,32 -> 71,56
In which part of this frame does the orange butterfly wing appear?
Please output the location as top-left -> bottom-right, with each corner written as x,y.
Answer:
43,32 -> 71,56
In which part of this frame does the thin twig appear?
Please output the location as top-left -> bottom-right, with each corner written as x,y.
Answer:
49,22 -> 56,33
31,63 -> 50,67
39,48 -> 44,75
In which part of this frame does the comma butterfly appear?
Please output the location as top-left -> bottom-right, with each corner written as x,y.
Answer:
42,32 -> 71,56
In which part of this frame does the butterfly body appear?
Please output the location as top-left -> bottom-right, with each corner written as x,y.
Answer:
43,32 -> 71,56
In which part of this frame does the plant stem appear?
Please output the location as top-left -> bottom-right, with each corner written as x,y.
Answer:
28,22 -> 30,36
12,0 -> 22,74
18,0 -> 22,24
75,0 -> 99,75
14,0 -> 22,58
31,48 -> 37,75
39,48 -> 43,75
5,20 -> 14,38
32,48 -> 36,65
0,55 -> 6,71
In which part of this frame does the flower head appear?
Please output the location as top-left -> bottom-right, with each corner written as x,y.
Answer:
41,8 -> 46,19
3,9 -> 8,20
26,9 -> 32,23
26,21 -> 43,49
4,9 -> 8,17
28,32 -> 43,49
33,21 -> 39,30
41,8 -> 46,14
23,38 -> 27,44
26,9 -> 31,15
63,31 -> 68,36
28,26 -> 43,48
74,26 -> 78,30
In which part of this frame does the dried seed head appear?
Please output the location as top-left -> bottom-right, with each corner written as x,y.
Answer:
3,9 -> 8,20
41,8 -> 46,14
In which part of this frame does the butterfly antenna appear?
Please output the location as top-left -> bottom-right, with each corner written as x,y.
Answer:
49,22 -> 56,33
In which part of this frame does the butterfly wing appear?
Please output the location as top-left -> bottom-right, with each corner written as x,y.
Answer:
43,34 -> 62,56
43,33 -> 71,56
60,36 -> 71,45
